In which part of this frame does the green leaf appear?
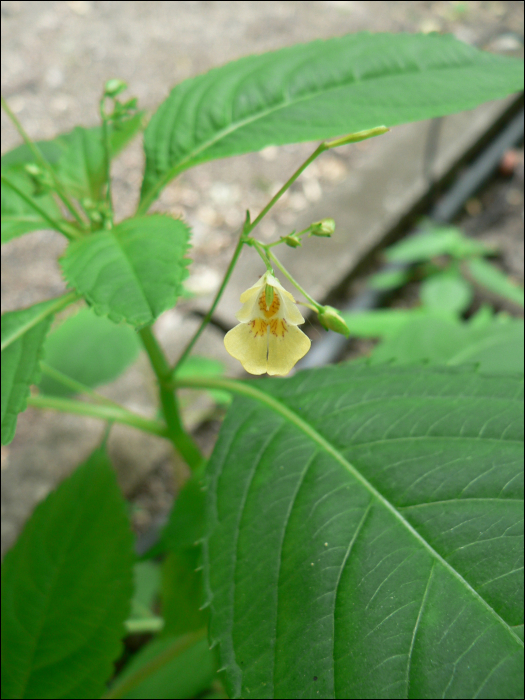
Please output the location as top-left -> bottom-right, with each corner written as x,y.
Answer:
368,268 -> 411,291
371,313 -> 524,374
1,166 -> 64,243
108,631 -> 216,700
61,215 -> 191,327
204,365 -> 523,699
385,227 -> 491,263
466,257 -> 525,308
1,114 -> 144,241
1,446 -> 134,699
161,548 -> 207,637
420,272 -> 473,315
141,33 -> 523,206
1,294 -> 75,444
38,306 -> 140,397
342,308 -> 428,338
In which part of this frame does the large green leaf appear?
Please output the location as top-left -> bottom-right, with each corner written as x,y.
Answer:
1,113 -> 144,241
1,294 -> 75,444
140,32 -> 523,206
61,215 -> 191,327
38,306 -> 140,397
203,364 -> 523,699
1,446 -> 134,699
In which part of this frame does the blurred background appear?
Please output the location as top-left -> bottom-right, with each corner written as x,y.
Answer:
1,1 -> 523,555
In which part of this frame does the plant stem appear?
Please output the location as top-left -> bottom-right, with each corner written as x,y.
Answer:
124,616 -> 165,634
1,95 -> 89,229
99,98 -> 114,227
251,240 -> 274,272
27,395 -> 169,438
1,174 -> 82,241
139,326 -> 204,469
266,248 -> 322,310
170,226 -> 246,376
39,362 -> 127,409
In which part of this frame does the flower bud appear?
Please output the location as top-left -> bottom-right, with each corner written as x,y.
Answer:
310,218 -> 335,237
104,79 -> 128,97
318,306 -> 350,337
280,234 -> 302,248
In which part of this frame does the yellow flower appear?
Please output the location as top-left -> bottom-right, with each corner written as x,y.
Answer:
224,272 -> 311,375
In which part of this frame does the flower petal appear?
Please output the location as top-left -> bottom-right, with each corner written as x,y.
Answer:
280,291 -> 305,325
224,322 -> 268,375
239,276 -> 265,303
267,323 -> 311,376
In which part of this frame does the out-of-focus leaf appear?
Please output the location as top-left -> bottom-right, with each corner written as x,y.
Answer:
367,267 -> 410,291
385,227 -> 490,263
1,446 -> 134,699
38,307 -> 140,396
466,257 -> 524,308
176,356 -> 231,404
109,631 -> 216,700
420,272 -> 473,314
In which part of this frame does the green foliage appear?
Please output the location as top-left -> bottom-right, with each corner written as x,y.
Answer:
1,295 -> 73,444
370,312 -> 524,374
176,356 -> 231,404
141,32 -> 523,205
61,215 -> 191,327
108,632 -> 216,700
161,549 -> 207,636
419,271 -> 473,314
1,166 -> 63,243
203,364 -> 524,699
39,306 -> 140,396
466,257 -> 525,308
1,446 -> 134,699
128,561 -> 162,624
385,226 -> 491,263
1,114 -> 144,241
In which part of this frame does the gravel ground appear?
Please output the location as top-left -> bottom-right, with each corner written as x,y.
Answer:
1,1 -> 524,555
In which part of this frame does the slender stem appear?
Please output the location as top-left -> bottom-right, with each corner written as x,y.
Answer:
1,96 -> 88,228
124,616 -> 165,634
251,240 -> 274,272
28,395 -> 169,438
246,142 -> 327,234
99,98 -> 114,227
266,248 -> 322,310
171,226 -> 246,376
1,174 -> 81,241
40,362 -> 127,409
139,327 -> 204,469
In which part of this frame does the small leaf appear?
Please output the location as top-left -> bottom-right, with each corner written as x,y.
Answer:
61,215 -> 191,327
38,306 -> 140,396
141,33 -> 523,205
204,364 -> 523,699
341,308 -> 427,338
1,446 -> 134,699
420,272 -> 473,314
1,295 -> 74,444
466,257 -> 525,308
109,631 -> 216,700
368,267 -> 410,291
385,227 -> 490,263
162,549 -> 207,637
1,166 -> 63,243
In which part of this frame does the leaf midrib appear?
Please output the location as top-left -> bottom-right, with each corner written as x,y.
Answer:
182,375 -> 523,646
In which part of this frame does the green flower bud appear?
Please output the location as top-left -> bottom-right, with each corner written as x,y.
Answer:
104,79 -> 128,97
310,218 -> 335,237
280,234 -> 302,248
318,306 -> 350,337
